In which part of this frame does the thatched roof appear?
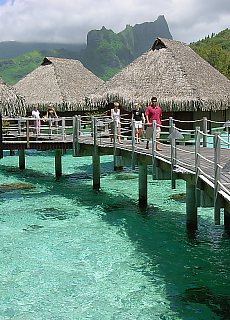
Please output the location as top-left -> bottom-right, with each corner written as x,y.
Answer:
0,79 -> 26,116
89,38 -> 230,111
14,57 -> 104,112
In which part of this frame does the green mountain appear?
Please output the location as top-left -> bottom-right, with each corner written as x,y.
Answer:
78,15 -> 172,79
0,51 -> 42,84
190,29 -> 230,79
0,48 -> 78,84
1,25 -> 230,87
0,41 -> 85,59
0,16 -> 172,85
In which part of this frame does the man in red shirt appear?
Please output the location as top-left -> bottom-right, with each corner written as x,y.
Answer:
145,97 -> 162,150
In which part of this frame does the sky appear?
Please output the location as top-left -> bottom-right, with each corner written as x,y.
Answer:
0,0 -> 229,44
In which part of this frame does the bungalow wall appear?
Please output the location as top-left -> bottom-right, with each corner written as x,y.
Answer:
170,109 -> 228,133
193,110 -> 227,132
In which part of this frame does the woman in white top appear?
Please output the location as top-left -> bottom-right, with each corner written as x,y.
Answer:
32,105 -> 41,135
111,102 -> 121,143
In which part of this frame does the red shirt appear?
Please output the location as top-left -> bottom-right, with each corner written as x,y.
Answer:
145,105 -> 162,127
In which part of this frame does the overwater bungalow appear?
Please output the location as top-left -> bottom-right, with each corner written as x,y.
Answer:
14,57 -> 104,116
89,37 -> 230,129
0,78 -> 26,116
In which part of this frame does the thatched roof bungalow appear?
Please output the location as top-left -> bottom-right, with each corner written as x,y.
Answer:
14,57 -> 104,113
90,38 -> 230,114
0,79 -> 26,116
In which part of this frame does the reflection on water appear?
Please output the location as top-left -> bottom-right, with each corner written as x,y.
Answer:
183,287 -> 230,320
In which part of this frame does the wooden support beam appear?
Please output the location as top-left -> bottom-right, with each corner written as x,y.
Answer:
200,189 -> 213,207
186,179 -> 197,230
18,149 -> 25,170
55,149 -> 62,178
72,115 -> 80,156
224,207 -> 230,230
92,117 -> 100,190
114,155 -> 123,171
214,133 -> 221,225
93,154 -> 100,190
139,162 -> 147,206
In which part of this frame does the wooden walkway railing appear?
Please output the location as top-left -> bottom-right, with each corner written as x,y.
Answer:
1,114 -> 230,228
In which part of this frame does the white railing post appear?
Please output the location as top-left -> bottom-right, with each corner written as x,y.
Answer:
26,118 -> 30,148
78,115 -> 81,136
214,133 -> 221,224
92,116 -> 100,189
169,117 -> 173,134
72,115 -> 80,156
91,115 -> 94,137
203,117 -> 207,147
61,117 -> 66,140
93,117 -> 97,151
113,118 -> 117,150
152,120 -> 157,179
131,119 -> 135,170
35,118 -> 39,139
55,116 -> 59,134
170,124 -> 176,189
195,127 -> 201,207
18,117 -> 22,136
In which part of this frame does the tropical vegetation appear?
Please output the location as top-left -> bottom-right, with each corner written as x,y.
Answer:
190,29 -> 230,79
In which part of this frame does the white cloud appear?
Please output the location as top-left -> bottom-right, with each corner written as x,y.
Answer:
0,0 -> 229,44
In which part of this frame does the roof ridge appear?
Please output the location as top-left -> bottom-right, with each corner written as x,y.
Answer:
159,39 -> 200,96
50,59 -> 66,103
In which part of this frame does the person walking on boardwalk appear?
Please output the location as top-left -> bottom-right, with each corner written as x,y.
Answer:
145,96 -> 162,150
131,103 -> 145,143
32,104 -> 41,135
111,102 -> 121,143
46,104 -> 58,131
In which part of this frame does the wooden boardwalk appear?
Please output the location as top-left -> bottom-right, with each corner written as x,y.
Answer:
2,131 -> 230,197
1,115 -> 230,229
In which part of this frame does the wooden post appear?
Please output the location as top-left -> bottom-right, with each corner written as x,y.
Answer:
113,118 -> 117,148
72,115 -> 80,156
19,149 -> 25,170
18,117 -> 22,136
195,127 -> 201,207
61,117 -> 66,140
170,125 -> 176,189
139,162 -> 148,206
224,207 -> 230,230
78,115 -> 81,136
131,120 -> 135,170
113,119 -> 123,171
35,118 -> 39,139
186,177 -> 198,229
93,117 -> 100,190
93,153 -> 100,190
26,119 -> 30,148
169,117 -> 173,134
93,117 -> 97,152
152,120 -> 157,179
0,114 -> 3,159
55,149 -> 62,178
214,133 -> 221,224
203,117 -> 207,147
200,190 -> 213,207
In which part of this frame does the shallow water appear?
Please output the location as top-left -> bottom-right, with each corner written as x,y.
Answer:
0,150 -> 230,319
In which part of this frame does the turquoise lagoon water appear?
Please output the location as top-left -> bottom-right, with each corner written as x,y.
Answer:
0,151 -> 230,320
